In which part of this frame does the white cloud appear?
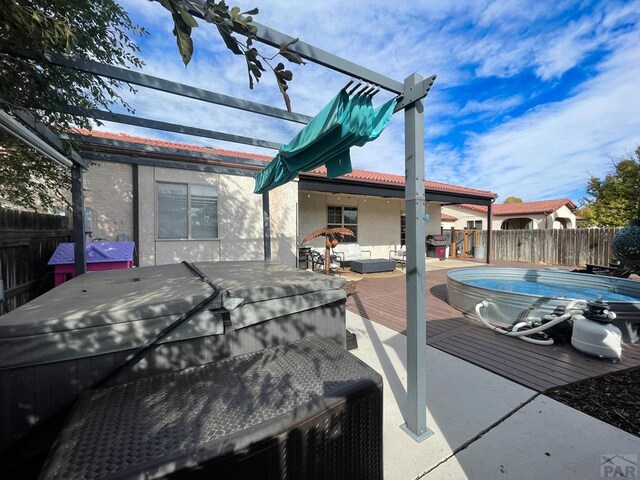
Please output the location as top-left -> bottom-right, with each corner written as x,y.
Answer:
439,35 -> 640,201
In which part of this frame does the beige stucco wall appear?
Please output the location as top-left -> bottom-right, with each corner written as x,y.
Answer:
442,204 -> 577,230
268,181 -> 298,266
83,162 -> 134,241
85,163 -> 297,267
138,167 -> 221,266
550,205 -> 577,229
442,205 -> 490,230
299,192 -> 442,258
138,168 -> 297,267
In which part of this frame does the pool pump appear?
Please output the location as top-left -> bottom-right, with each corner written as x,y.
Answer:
475,298 -> 622,360
570,298 -> 622,360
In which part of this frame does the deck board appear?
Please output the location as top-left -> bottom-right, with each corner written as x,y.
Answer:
346,263 -> 640,392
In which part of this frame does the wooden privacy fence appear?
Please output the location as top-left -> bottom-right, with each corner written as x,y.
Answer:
0,209 -> 70,313
476,228 -> 621,267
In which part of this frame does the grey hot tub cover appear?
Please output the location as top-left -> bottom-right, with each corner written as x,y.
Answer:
0,261 -> 346,369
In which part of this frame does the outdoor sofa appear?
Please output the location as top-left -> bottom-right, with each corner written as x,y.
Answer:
332,243 -> 372,264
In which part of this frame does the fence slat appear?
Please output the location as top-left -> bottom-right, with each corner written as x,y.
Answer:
0,209 -> 71,313
478,227 -> 621,267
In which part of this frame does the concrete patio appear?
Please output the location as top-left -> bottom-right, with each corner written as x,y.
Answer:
347,310 -> 640,480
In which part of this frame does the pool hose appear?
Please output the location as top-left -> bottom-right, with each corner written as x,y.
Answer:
474,299 -> 587,346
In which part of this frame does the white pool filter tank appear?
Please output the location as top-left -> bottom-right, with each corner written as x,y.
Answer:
571,299 -> 622,360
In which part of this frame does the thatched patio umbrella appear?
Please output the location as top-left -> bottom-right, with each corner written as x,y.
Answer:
301,227 -> 354,275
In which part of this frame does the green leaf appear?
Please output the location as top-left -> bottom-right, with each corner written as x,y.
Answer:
280,50 -> 306,65
173,24 -> 193,65
242,8 -> 259,15
175,5 -> 199,28
216,26 -> 243,55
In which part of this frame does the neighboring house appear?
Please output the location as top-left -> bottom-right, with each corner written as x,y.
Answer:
70,130 -> 497,267
440,213 -> 458,231
442,199 -> 578,230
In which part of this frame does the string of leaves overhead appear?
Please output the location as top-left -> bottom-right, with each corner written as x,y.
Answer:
157,0 -> 305,111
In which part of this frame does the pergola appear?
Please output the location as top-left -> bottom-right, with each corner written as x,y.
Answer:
0,2 -> 492,442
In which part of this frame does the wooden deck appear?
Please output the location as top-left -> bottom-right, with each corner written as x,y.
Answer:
346,264 -> 640,392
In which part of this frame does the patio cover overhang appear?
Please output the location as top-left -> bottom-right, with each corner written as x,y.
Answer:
299,173 -> 496,205
1,0 -> 452,442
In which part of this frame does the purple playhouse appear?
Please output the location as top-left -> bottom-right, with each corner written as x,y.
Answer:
48,242 -> 135,286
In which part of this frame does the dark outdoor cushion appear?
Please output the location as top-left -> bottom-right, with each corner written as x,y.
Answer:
351,259 -> 396,274
39,336 -> 383,480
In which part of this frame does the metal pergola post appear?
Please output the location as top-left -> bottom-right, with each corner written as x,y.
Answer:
262,192 -> 271,261
401,73 -> 433,441
487,201 -> 493,264
71,163 -> 86,275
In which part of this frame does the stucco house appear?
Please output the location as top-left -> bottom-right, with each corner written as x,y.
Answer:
442,199 -> 578,231
70,130 -> 497,267
440,213 -> 458,230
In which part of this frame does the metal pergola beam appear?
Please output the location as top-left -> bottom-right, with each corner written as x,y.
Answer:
11,109 -> 88,168
0,42 -> 313,125
394,76 -> 437,112
80,151 -> 257,178
62,134 -> 267,168
56,105 -> 282,150
243,22 -> 405,94
183,1 -> 404,95
0,110 -> 73,168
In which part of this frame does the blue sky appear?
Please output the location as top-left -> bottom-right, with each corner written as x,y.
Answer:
106,0 -> 640,203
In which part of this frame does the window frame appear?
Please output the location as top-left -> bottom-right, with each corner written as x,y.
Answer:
327,205 -> 358,243
156,181 -> 219,241
466,220 -> 482,230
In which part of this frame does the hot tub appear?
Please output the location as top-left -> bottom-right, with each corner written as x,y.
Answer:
0,261 -> 347,452
447,267 -> 640,345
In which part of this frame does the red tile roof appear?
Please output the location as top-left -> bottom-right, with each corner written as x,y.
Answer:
441,213 -> 458,222
74,129 -> 273,161
307,166 -> 496,198
458,199 -> 577,216
76,130 -> 497,199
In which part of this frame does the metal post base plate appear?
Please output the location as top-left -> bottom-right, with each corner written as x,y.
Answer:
400,423 -> 435,443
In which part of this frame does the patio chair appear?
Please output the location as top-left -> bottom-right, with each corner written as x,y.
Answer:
389,245 -> 406,265
310,249 -> 340,271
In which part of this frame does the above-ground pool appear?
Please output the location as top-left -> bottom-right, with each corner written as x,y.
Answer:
446,267 -> 640,344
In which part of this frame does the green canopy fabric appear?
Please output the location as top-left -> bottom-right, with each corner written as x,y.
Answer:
254,92 -> 397,194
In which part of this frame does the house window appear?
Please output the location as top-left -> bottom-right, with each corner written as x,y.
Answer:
328,206 -> 357,242
400,213 -> 406,246
466,220 -> 482,230
157,183 -> 218,239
